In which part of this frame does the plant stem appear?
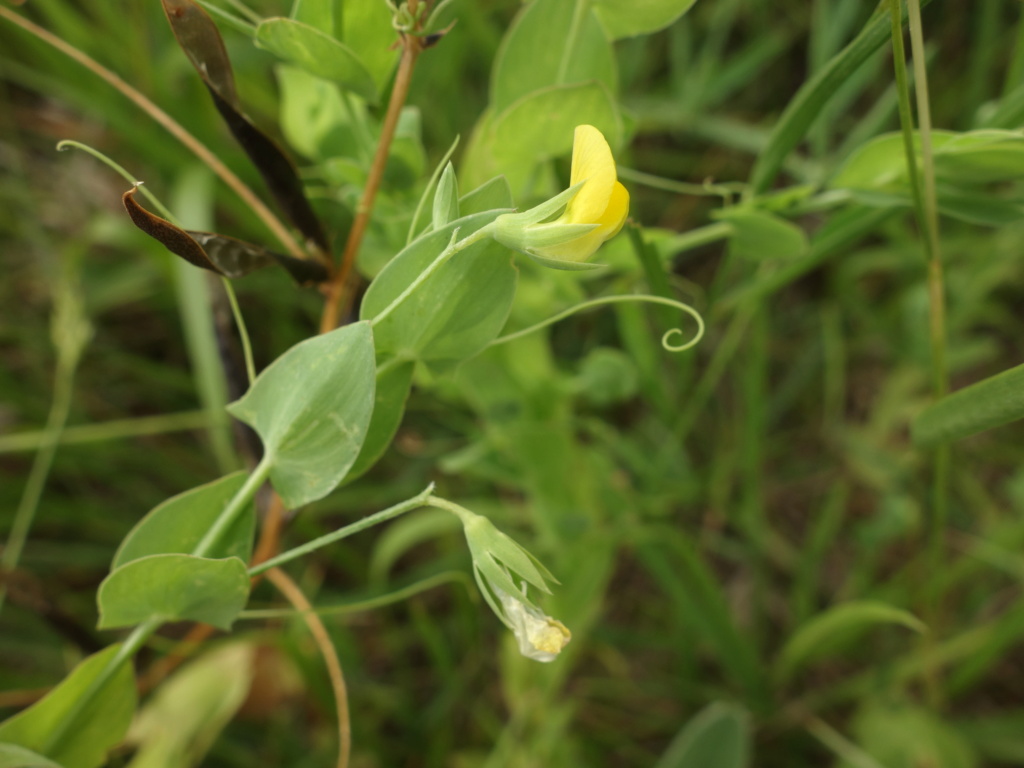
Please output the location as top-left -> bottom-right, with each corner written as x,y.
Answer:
266,568 -> 351,768
0,411 -> 210,453
248,485 -> 435,576
192,456 -> 273,558
0,358 -> 77,614
41,619 -> 161,754
369,225 -> 495,327
321,32 -> 424,332
0,6 -> 304,258
221,278 -> 255,386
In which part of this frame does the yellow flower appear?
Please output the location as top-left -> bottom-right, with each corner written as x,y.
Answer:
538,124 -> 630,263
492,124 -> 630,269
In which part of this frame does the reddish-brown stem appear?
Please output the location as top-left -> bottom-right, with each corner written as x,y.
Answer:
267,567 -> 351,768
320,34 -> 423,333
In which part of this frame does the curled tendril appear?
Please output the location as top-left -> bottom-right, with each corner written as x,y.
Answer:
488,294 -> 705,354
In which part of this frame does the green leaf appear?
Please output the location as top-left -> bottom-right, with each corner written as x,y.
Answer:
491,0 -> 617,114
276,65 -> 362,162
913,361 -> 1024,447
227,322 -> 377,508
360,212 -> 518,371
290,0 -> 336,37
112,471 -> 255,570
432,163 -> 460,230
126,643 -> 254,768
776,600 -> 926,683
488,82 -> 623,193
255,18 -> 377,103
933,129 -> 1024,184
593,0 -> 697,40
344,360 -> 415,483
341,0 -> 398,94
831,131 -> 955,189
0,645 -> 136,768
459,175 -> 514,216
0,744 -> 63,768
714,208 -> 808,261
98,554 -> 250,630
655,702 -> 750,768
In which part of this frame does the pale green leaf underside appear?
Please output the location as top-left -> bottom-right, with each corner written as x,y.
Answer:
227,321 -> 376,508
98,554 -> 250,630
360,212 -> 518,369
112,471 -> 254,569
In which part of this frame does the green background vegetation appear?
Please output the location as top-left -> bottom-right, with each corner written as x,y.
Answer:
3,0 -> 1024,766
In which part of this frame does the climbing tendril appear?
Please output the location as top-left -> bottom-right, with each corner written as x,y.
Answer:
487,294 -> 705,353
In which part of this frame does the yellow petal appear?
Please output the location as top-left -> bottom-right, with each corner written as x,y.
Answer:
564,125 -> 616,226
597,181 -> 629,238
535,180 -> 630,262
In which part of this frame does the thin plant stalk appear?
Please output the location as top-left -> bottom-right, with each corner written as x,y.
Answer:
890,0 -> 949,706
321,31 -> 425,332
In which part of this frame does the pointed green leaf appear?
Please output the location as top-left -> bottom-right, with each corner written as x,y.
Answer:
112,472 -> 255,570
593,0 -> 697,39
227,322 -> 377,508
98,554 -> 250,630
345,360 -> 415,483
459,175 -> 513,216
432,163 -> 460,230
360,213 -> 518,370
256,18 -> 377,103
0,645 -> 136,768
655,702 -> 750,768
777,600 -> 925,683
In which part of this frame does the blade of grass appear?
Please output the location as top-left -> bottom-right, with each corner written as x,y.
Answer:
748,0 -> 935,195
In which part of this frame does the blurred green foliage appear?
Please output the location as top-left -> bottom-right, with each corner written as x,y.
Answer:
3,0 -> 1024,767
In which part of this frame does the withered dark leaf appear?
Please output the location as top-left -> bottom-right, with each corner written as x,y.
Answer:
161,0 -> 238,106
123,186 -> 222,274
122,187 -> 328,284
160,0 -> 330,253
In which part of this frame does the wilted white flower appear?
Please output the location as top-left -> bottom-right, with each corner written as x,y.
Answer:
498,588 -> 571,663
